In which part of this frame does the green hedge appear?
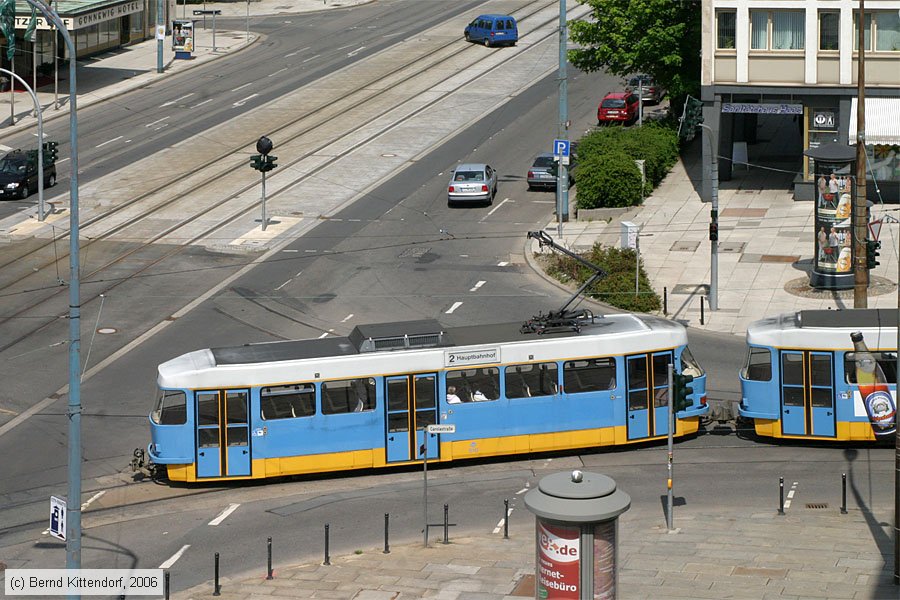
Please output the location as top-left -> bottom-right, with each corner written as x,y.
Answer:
575,123 -> 679,210
542,243 -> 661,313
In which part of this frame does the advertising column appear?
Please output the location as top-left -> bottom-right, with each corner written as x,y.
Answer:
536,521 -> 580,598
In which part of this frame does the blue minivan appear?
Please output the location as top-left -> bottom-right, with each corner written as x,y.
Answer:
464,14 -> 518,47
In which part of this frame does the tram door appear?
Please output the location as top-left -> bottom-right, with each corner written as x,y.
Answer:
195,390 -> 251,478
780,351 -> 836,438
385,374 -> 439,463
626,352 -> 673,440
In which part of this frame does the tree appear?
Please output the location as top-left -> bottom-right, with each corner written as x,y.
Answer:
568,0 -> 700,103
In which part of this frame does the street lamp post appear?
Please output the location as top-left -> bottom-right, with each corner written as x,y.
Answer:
854,0 -> 868,307
21,0 -> 80,585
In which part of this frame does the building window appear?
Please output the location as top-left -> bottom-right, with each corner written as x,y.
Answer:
717,10 -> 736,49
819,11 -> 839,51
854,11 -> 900,52
751,10 -> 805,50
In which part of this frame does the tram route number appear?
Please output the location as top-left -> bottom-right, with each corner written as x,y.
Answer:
427,424 -> 456,434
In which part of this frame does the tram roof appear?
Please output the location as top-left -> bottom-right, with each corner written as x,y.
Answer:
747,309 -> 898,349
209,314 -> 662,366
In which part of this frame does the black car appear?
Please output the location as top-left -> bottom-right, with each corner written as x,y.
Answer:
0,150 -> 57,199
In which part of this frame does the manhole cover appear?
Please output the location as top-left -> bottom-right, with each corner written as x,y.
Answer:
806,503 -> 828,509
510,574 -> 535,596
97,327 -> 117,335
399,247 -> 430,258
721,208 -> 767,217
760,254 -> 799,263
671,241 -> 699,252
718,242 -> 745,253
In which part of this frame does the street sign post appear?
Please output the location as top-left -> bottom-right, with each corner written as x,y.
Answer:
426,424 -> 456,434
49,496 -> 66,541
423,423 -> 455,546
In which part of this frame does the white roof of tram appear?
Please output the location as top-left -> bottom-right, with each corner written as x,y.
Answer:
158,313 -> 689,389
746,309 -> 898,351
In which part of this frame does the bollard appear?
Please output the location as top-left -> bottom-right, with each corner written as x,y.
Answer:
503,499 -> 509,539
324,523 -> 331,565
164,571 -> 169,600
841,473 -> 848,514
663,286 -> 668,316
778,477 -> 785,515
213,552 -> 221,596
443,503 -> 449,544
266,536 -> 273,580
383,513 -> 390,554
700,296 -> 705,325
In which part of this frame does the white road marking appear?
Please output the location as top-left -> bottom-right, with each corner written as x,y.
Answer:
208,503 -> 240,526
268,68 -> 288,77
483,198 -> 510,218
302,54 -> 320,63
1,397 -> 57,438
159,545 -> 191,569
318,332 -> 329,339
497,261 -> 509,267
492,508 -> 513,534
337,43 -> 356,50
274,279 -> 291,291
282,249 -> 298,253
295,271 -> 303,277
231,81 -> 254,92
469,281 -> 486,292
347,46 -> 365,57
57,157 -> 70,164
81,490 -> 105,510
532,200 -> 556,204
145,116 -> 170,128
445,301 -> 463,314
786,490 -> 795,499
96,136 -> 123,148
191,99 -> 214,109
233,94 -> 259,107
516,487 -> 529,495
160,93 -> 194,107
340,314 -> 354,323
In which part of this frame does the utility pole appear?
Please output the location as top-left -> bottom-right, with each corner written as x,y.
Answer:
156,0 -> 163,73
556,0 -> 569,231
700,123 -> 719,311
854,0 -> 867,308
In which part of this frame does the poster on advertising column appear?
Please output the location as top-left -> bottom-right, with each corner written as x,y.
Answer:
172,20 -> 194,58
537,521 -> 580,598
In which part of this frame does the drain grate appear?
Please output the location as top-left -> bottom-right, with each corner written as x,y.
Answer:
399,247 -> 430,258
806,503 -> 828,509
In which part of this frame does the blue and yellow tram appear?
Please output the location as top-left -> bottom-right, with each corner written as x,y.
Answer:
739,309 -> 897,441
149,314 -> 708,482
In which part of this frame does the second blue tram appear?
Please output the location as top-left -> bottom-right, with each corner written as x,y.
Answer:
739,309 -> 897,441
149,313 -> 708,482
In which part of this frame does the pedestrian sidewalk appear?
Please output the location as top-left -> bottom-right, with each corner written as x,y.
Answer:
173,504 -> 896,599
0,0 -> 373,139
530,124 -> 899,337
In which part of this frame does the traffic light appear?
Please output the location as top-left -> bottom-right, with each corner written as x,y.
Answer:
679,97 -> 704,142
250,154 -> 264,171
673,373 -> 694,412
709,222 -> 718,242
43,141 -> 59,164
866,239 -> 881,270
263,154 -> 278,172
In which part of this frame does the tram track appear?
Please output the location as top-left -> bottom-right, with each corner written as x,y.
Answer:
0,0 -> 576,357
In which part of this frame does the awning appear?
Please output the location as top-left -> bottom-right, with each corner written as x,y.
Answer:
849,98 -> 900,145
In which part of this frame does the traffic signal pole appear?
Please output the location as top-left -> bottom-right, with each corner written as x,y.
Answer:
666,363 -> 674,532
556,0 -> 569,233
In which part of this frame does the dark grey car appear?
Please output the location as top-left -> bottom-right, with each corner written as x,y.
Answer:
628,75 -> 665,104
527,153 -> 574,190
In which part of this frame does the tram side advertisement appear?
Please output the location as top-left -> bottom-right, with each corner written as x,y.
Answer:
537,521 -> 580,598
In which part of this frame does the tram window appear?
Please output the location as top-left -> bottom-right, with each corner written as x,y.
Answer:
811,388 -> 832,408
844,353 -> 898,383
783,387 -> 804,406
680,347 -> 705,377
809,355 -> 832,387
227,426 -> 248,446
504,363 -> 558,399
152,390 -> 186,425
261,384 -> 315,420
626,357 -> 647,390
198,428 -> 219,448
197,393 -> 219,426
564,358 -> 616,393
226,392 -> 248,424
781,354 -> 803,385
415,376 -> 436,409
741,347 -> 771,381
652,354 -> 671,408
322,377 -> 377,414
628,389 -> 648,410
388,412 -> 408,433
415,410 -> 437,430
446,368 -> 500,402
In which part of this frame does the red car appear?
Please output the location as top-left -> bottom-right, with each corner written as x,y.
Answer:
597,92 -> 639,125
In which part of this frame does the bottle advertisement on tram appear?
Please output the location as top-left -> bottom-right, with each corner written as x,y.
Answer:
850,331 -> 897,436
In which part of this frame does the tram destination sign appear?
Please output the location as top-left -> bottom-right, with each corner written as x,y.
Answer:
445,347 -> 499,367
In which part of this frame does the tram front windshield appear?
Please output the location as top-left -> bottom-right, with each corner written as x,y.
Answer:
680,347 -> 704,378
